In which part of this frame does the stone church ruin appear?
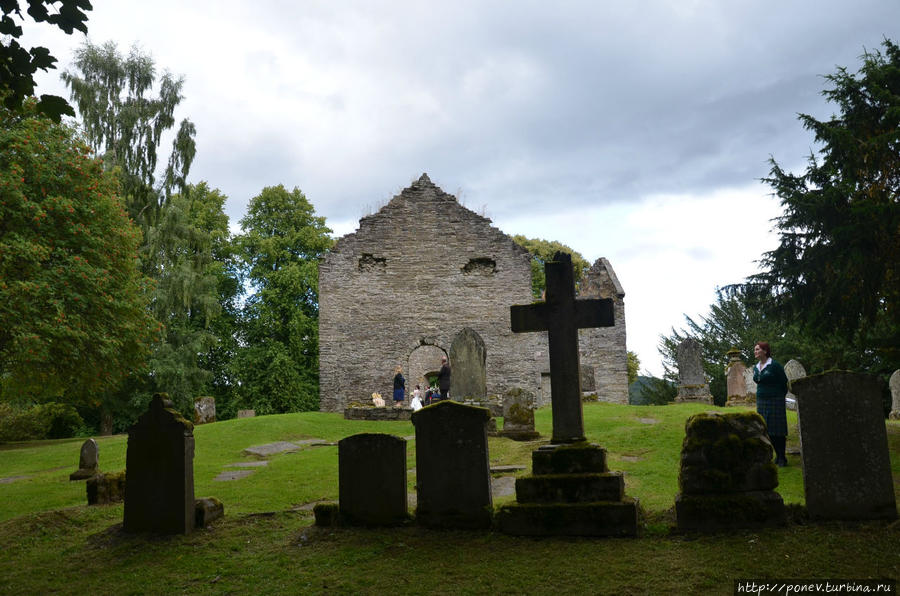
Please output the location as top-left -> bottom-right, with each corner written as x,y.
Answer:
318,174 -> 628,412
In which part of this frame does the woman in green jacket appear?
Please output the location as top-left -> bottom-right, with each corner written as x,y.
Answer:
753,341 -> 789,467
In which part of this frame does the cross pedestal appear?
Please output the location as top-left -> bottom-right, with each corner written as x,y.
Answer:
510,252 -> 614,443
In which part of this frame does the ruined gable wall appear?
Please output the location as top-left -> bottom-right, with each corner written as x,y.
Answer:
318,175 -> 544,411
578,257 -> 629,403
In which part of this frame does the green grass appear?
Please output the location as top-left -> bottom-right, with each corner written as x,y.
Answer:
1,402 -> 898,595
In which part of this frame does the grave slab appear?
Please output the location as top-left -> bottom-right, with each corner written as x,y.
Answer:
242,442 -> 301,457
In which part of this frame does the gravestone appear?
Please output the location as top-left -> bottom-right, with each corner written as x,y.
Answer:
69,438 -> 99,480
743,367 -> 758,400
123,393 -> 196,535
194,396 -> 216,424
793,372 -> 897,520
339,433 -> 407,526
87,471 -> 126,505
500,387 -> 539,441
411,400 -> 492,529
498,252 -> 638,536
888,370 -> 900,420
237,409 -> 255,418
724,348 -> 754,407
675,338 -> 713,403
675,412 -> 785,531
580,364 -> 596,394
783,359 -> 806,410
449,327 -> 487,400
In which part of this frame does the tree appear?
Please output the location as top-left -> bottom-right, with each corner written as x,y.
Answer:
233,185 -> 333,414
61,40 -> 196,230
626,351 -> 640,385
511,235 -> 590,299
750,39 -> 900,375
0,0 -> 89,121
0,99 -> 156,402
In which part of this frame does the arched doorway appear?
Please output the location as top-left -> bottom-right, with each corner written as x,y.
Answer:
407,344 -> 447,395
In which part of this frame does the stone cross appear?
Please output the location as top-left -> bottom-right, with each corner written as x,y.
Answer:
510,252 -> 614,443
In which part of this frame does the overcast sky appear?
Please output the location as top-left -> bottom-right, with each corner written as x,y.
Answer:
23,1 -> 900,376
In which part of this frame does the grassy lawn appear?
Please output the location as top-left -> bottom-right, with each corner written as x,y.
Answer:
0,402 -> 898,594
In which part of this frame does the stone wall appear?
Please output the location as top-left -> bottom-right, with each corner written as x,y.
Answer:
318,174 -> 628,411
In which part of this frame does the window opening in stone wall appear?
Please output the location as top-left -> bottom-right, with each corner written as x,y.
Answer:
358,253 -> 386,272
462,257 -> 496,275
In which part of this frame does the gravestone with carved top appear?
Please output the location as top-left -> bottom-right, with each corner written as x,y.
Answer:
496,252 -> 639,536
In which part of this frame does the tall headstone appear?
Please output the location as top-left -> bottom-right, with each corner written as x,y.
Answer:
509,251 -> 614,443
783,359 -> 807,410
743,367 -> 758,399
675,338 -> 713,403
193,396 -> 216,424
675,412 -> 785,531
339,433 -> 407,526
498,252 -> 638,536
449,327 -> 487,400
123,393 -> 196,534
500,387 -> 539,441
793,372 -> 897,520
890,370 -> 900,420
724,348 -> 754,407
69,438 -> 99,480
411,401 -> 492,529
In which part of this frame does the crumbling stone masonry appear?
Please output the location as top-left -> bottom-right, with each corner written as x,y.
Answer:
318,174 -> 628,411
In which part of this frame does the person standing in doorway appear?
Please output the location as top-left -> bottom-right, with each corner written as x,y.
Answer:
753,341 -> 789,467
437,356 -> 451,401
392,365 -> 406,407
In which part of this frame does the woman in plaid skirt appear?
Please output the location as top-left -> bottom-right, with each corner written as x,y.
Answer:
753,341 -> 789,467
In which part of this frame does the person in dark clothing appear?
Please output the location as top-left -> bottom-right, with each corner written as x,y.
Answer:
392,365 -> 405,407
437,356 -> 451,401
753,341 -> 789,467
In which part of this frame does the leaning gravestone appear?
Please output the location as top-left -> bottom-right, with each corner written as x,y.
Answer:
675,412 -> 785,531
783,359 -> 807,410
675,338 -> 713,403
449,327 -> 487,400
69,438 -> 99,480
497,252 -> 638,536
500,387 -> 540,441
411,400 -> 492,529
889,370 -> 900,420
793,372 -> 897,520
194,396 -> 216,424
123,393 -> 196,534
338,433 -> 407,526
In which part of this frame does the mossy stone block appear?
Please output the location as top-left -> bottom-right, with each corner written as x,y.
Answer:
675,491 -> 787,531
532,442 -> 607,475
314,502 -> 341,527
515,472 -> 624,504
496,498 -> 639,537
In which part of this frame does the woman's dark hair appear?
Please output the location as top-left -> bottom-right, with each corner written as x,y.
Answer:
755,341 -> 771,358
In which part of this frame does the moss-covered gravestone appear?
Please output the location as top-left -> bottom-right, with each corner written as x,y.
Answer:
675,412 -> 785,531
500,387 -> 540,441
793,372 -> 897,520
338,433 -> 408,526
411,400 -> 492,529
123,393 -> 195,535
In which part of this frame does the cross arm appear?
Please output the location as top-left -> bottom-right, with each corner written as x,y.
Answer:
510,303 -> 549,333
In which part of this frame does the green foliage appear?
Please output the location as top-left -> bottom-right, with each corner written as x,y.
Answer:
0,401 -> 83,441
626,350 -> 640,385
750,39 -> 900,376
511,235 -> 590,299
233,185 -> 333,413
0,0 -> 88,121
0,101 -> 156,402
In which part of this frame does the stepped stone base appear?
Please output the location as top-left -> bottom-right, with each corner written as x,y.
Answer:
497,442 -> 639,537
675,491 -> 786,532
495,499 -> 639,537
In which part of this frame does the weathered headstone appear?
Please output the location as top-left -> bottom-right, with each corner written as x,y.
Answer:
724,348 -> 754,407
87,471 -> 126,505
793,372 -> 897,520
237,409 -> 255,418
194,396 -> 216,424
783,359 -> 807,410
888,370 -> 900,420
675,412 -> 785,531
123,393 -> 196,534
69,438 -> 99,480
411,401 -> 492,528
498,252 -> 638,536
743,367 -> 758,399
509,251 -> 614,443
580,364 -> 596,394
449,327 -> 487,400
500,387 -> 540,441
338,433 -> 407,526
675,338 -> 713,403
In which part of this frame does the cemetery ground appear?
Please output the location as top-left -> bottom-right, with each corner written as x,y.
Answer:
1,403 -> 898,594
